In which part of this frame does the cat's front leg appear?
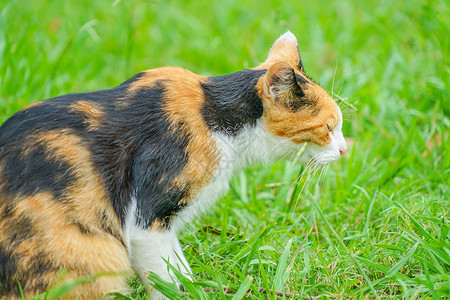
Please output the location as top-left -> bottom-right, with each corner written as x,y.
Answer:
171,233 -> 192,279
128,228 -> 190,299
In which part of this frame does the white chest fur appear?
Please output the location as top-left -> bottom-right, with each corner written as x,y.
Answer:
172,120 -> 295,231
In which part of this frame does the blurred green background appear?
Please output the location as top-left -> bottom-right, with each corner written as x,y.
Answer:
1,0 -> 449,298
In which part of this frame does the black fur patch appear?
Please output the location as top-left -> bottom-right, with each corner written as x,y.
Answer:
97,211 -> 127,247
132,136 -> 189,229
28,250 -> 56,279
76,81 -> 190,229
0,246 -> 19,295
201,69 -> 266,135
0,246 -> 56,296
3,215 -> 34,245
295,74 -> 309,85
296,46 -> 304,71
0,102 -> 86,144
98,83 -> 189,228
1,144 -> 76,199
284,74 -> 315,112
1,202 -> 14,220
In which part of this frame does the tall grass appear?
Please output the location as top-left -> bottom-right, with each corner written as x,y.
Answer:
1,0 -> 449,298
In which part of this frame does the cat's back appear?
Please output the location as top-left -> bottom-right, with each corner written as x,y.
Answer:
0,66 -> 206,141
0,71 -> 137,145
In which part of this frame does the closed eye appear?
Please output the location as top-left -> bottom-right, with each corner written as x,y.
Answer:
326,124 -> 332,132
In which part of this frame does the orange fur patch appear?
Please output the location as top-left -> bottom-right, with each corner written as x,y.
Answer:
18,101 -> 42,112
162,70 -> 220,203
128,67 -> 220,212
127,68 -> 184,92
69,100 -> 104,130
118,67 -> 194,109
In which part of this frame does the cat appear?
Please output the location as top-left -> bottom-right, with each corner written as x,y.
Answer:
0,31 -> 346,299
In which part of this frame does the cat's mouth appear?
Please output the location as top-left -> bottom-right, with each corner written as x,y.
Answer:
297,143 -> 342,167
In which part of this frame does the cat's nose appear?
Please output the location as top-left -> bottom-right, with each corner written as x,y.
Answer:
339,147 -> 347,156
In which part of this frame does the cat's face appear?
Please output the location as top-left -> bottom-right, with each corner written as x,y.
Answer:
256,31 -> 347,166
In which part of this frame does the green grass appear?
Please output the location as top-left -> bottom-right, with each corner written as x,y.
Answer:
2,0 -> 449,298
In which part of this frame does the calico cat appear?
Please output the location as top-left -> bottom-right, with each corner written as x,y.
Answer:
0,31 -> 346,299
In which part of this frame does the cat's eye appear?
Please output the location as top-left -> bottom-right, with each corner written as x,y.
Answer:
326,124 -> 332,131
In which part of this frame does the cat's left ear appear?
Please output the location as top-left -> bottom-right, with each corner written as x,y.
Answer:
265,31 -> 304,71
263,61 -> 305,108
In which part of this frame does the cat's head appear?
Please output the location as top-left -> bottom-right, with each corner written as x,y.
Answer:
256,31 -> 347,166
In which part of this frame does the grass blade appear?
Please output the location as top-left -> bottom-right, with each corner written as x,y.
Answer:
385,242 -> 418,278
231,276 -> 253,300
273,238 -> 292,291
146,272 -> 185,300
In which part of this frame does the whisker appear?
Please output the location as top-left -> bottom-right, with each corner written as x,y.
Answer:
289,152 -> 335,215
342,110 -> 353,116
290,143 -> 308,166
313,157 -> 323,172
288,153 -> 319,188
311,161 -> 321,177
271,139 -> 294,164
332,92 -> 358,111
336,80 -> 344,98
331,60 -> 338,97
318,165 -> 325,183
337,79 -> 352,99
291,160 -> 313,186
288,169 -> 307,190
320,164 -> 329,184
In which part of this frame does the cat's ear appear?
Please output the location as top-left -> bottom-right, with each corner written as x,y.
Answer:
263,61 -> 305,108
265,31 -> 303,71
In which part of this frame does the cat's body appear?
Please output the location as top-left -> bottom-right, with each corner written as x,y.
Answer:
0,32 -> 346,299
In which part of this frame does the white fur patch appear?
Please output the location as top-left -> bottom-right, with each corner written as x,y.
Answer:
278,30 -> 298,44
124,197 -> 191,299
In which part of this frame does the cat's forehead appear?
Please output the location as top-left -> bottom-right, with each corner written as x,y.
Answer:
303,83 -> 340,122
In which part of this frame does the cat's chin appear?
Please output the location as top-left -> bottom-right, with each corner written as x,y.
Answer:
314,156 -> 341,166
300,156 -> 339,168
298,143 -> 342,167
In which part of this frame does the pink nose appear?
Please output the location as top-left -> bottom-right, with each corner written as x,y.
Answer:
339,148 -> 346,156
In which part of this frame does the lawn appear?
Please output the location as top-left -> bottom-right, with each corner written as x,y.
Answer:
1,0 -> 449,298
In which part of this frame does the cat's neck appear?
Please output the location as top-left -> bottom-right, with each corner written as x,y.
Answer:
213,119 -> 296,173
201,69 -> 266,136
170,118 -> 294,232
